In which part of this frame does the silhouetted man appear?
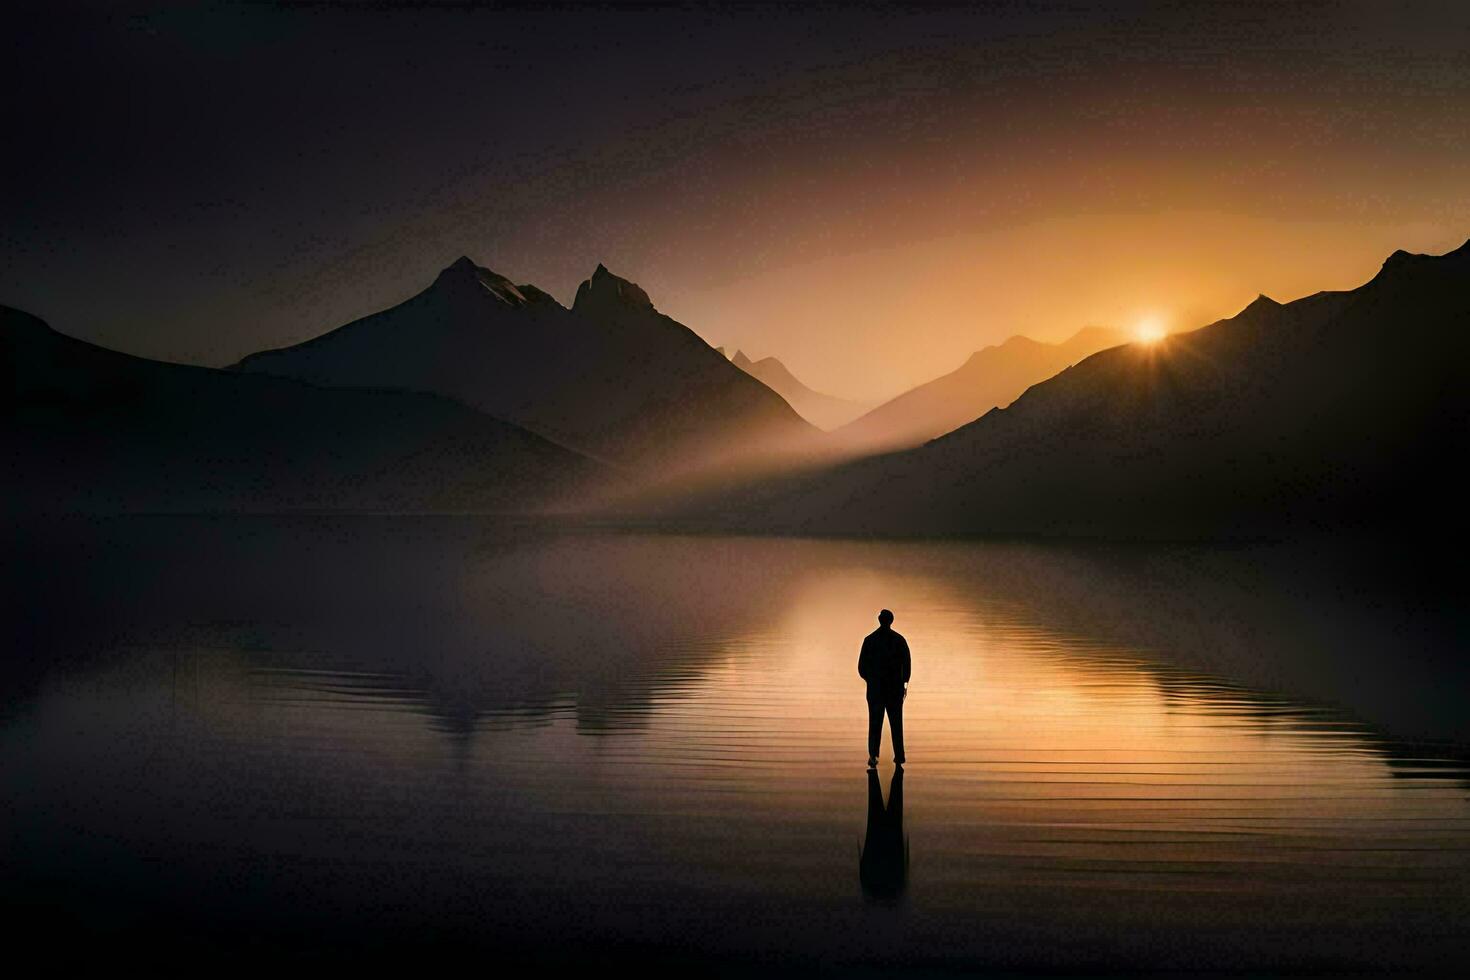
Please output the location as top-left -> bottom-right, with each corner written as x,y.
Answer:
858,608 -> 910,767
859,767 -> 907,901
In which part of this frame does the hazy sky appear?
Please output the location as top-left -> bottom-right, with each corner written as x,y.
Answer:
4,1 -> 1467,401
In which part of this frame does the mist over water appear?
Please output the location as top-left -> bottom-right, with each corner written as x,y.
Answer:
4,517 -> 1467,972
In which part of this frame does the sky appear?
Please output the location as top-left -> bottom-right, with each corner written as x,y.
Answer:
3,1 -> 1467,402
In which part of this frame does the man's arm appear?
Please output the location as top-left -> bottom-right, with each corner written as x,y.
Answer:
858,635 -> 871,681
900,635 -> 911,685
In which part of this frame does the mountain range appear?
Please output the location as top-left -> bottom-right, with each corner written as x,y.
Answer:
655,240 -> 1470,539
833,326 -> 1127,453
235,259 -> 818,471
8,240 -> 1465,534
727,350 -> 873,430
3,305 -> 602,513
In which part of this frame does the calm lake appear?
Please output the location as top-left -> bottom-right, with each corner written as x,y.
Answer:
4,517 -> 1467,973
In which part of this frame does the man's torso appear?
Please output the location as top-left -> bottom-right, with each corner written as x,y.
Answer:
862,628 -> 908,693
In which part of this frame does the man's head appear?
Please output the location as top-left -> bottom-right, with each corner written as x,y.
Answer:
878,609 -> 894,627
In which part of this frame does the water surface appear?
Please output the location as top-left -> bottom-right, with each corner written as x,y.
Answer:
4,518 -> 1467,972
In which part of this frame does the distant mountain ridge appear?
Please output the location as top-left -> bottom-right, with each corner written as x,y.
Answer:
660,240 -> 1470,539
3,305 -> 603,513
235,258 -> 817,470
14,239 -> 1466,532
834,325 -> 1128,452
726,350 -> 873,430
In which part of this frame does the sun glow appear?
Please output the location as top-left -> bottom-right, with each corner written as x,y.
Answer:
1133,316 -> 1167,345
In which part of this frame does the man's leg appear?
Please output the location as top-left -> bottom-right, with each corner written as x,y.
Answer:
887,694 -> 905,763
867,696 -> 884,760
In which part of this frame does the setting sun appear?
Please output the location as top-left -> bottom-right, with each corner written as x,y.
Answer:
1133,317 -> 1167,345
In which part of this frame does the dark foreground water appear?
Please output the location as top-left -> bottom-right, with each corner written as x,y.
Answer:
4,517 -> 1467,974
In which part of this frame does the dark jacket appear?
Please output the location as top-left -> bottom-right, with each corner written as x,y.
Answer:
858,626 -> 911,694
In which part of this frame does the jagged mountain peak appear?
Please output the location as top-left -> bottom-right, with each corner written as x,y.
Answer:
1378,238 -> 1470,278
573,263 -> 655,314
235,255 -> 815,466
726,345 -> 873,430
432,255 -> 537,308
1243,293 -> 1282,313
436,255 -> 505,283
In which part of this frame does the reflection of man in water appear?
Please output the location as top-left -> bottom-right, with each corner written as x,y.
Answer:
858,608 -> 910,767
860,767 -> 907,900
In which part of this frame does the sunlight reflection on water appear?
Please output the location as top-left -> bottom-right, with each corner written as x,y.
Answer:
4,519 -> 1467,971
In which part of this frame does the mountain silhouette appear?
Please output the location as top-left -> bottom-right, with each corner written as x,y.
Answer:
235,259 -> 817,470
663,241 -> 1470,538
3,305 -> 603,513
727,349 -> 874,430
834,326 -> 1126,452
